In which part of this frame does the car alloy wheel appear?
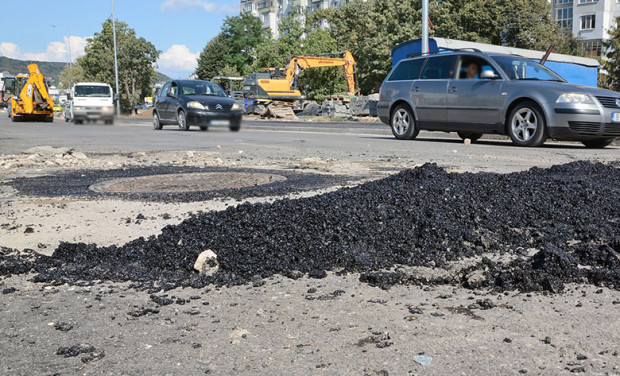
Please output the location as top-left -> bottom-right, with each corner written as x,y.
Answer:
177,110 -> 188,131
511,108 -> 538,142
153,112 -> 162,130
392,108 -> 410,136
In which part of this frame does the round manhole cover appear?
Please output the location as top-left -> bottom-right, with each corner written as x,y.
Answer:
89,172 -> 287,194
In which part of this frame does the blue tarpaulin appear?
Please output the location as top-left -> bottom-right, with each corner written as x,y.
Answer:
391,38 -> 600,87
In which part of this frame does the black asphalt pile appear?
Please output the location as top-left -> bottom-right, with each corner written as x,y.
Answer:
2,161 -> 619,293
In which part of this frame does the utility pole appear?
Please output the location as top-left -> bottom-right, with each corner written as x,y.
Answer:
421,0 -> 429,55
112,0 -> 121,117
51,25 -> 72,68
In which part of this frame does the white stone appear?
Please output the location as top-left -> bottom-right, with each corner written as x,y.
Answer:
194,249 -> 219,276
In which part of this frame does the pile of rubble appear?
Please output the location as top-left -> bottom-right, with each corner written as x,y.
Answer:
2,162 -> 619,294
246,94 -> 380,119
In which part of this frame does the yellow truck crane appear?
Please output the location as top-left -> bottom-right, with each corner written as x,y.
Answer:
5,64 -> 55,122
243,50 -> 357,104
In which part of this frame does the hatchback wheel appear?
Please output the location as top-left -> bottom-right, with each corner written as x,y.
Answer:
390,104 -> 419,140
582,138 -> 613,149
507,102 -> 547,147
153,111 -> 162,130
177,110 -> 189,131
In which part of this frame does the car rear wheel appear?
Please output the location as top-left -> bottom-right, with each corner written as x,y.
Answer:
508,102 -> 547,147
390,104 -> 419,140
582,138 -> 614,149
74,119 -> 83,125
177,110 -> 189,131
200,126 -> 209,131
457,132 -> 482,142
153,112 -> 162,130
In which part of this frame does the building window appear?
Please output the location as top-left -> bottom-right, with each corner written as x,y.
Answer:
243,2 -> 253,12
580,40 -> 602,57
555,7 -> 573,30
580,14 -> 596,30
578,0 -> 597,3
555,0 -> 573,4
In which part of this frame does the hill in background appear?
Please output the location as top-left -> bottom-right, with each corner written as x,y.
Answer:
0,56 -> 171,86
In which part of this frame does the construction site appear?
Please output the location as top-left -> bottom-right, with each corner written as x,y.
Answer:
1,0 -> 620,374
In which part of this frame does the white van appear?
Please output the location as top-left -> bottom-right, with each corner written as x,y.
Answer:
67,82 -> 114,124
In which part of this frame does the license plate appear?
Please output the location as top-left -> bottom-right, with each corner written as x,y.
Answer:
612,113 -> 620,123
211,120 -> 230,126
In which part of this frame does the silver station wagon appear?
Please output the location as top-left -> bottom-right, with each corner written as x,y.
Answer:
377,51 -> 620,148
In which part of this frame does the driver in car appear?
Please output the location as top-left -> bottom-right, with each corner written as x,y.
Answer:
465,62 -> 479,79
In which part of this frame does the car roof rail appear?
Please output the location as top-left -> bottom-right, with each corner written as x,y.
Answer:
405,47 -> 482,59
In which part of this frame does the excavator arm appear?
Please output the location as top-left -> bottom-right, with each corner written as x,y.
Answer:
284,50 -> 357,95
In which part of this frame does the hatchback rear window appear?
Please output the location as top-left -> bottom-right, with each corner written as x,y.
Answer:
420,55 -> 457,80
388,59 -> 425,81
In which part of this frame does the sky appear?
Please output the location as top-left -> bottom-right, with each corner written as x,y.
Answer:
0,0 -> 240,78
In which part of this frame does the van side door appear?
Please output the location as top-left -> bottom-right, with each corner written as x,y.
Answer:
411,55 -> 457,130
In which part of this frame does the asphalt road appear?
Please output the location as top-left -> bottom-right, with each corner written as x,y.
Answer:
0,113 -> 618,172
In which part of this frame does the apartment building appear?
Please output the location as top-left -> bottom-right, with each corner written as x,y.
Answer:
552,0 -> 620,56
240,0 -> 349,38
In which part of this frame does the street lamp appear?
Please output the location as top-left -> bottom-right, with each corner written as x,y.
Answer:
421,0 -> 429,55
51,24 -> 72,68
112,0 -> 121,117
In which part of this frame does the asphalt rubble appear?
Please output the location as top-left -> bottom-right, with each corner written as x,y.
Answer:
1,161 -> 619,294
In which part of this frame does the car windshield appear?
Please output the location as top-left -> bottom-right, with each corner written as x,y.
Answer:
74,85 -> 111,97
180,81 -> 227,97
491,56 -> 564,82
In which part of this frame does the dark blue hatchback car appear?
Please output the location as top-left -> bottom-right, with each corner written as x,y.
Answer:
153,80 -> 243,131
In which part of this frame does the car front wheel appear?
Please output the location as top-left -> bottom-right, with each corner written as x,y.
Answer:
582,138 -> 614,149
507,102 -> 547,147
153,111 -> 162,130
390,104 -> 419,140
177,110 -> 189,131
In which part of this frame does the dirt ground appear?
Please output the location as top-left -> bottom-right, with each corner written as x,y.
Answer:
1,144 -> 619,375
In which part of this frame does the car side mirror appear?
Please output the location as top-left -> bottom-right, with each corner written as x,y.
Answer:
481,70 -> 499,79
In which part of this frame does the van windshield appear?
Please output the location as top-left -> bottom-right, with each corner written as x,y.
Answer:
74,85 -> 111,97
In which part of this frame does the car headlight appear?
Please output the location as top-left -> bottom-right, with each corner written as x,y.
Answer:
232,103 -> 241,110
556,93 -> 594,104
73,106 -> 81,111
187,101 -> 206,110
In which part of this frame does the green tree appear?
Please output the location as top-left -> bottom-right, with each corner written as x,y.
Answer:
326,0 -> 579,94
221,12 -> 267,73
58,62 -> 87,89
434,0 -> 578,54
195,33 -> 231,80
79,18 -> 159,112
601,18 -> 620,91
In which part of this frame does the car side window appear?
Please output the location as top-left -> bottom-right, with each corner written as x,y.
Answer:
458,56 -> 500,79
159,83 -> 170,98
420,55 -> 457,80
388,59 -> 425,81
169,82 -> 178,96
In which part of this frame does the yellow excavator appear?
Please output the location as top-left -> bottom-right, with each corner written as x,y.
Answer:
243,50 -> 357,104
5,64 -> 55,122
